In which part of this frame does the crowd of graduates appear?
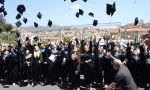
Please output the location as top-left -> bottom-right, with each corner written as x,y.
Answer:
0,36 -> 150,90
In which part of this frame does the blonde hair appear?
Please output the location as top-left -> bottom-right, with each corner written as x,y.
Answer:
34,46 -> 41,57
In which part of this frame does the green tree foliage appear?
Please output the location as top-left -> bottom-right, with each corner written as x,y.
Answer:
0,14 -> 13,33
0,23 -> 13,32
0,33 -> 17,44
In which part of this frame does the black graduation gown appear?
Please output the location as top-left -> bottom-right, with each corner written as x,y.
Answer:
127,55 -> 140,86
81,52 -> 95,85
32,53 -> 43,83
40,48 -> 48,81
24,54 -> 33,80
94,50 -> 104,83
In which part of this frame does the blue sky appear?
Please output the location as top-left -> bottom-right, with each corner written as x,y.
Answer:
3,0 -> 150,27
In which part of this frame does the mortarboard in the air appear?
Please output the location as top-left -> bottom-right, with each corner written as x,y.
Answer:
0,0 -> 5,4
16,13 -> 21,20
134,17 -> 139,26
93,20 -> 98,26
34,22 -> 38,28
3,10 -> 7,17
83,0 -> 87,2
17,4 -> 26,15
79,9 -> 84,15
106,2 -> 116,16
88,12 -> 94,17
48,20 -> 52,27
37,12 -> 42,19
71,0 -> 77,3
15,21 -> 22,27
23,17 -> 28,24
76,12 -> 79,18
0,5 -> 5,13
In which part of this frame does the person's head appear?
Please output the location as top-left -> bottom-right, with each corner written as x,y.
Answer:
98,46 -> 103,52
40,43 -> 45,49
133,49 -> 138,56
112,59 -> 122,70
4,50 -> 9,57
73,45 -> 78,52
114,46 -> 119,51
84,45 -> 89,52
25,49 -> 30,55
34,45 -> 40,52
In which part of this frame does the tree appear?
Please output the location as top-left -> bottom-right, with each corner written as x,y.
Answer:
1,23 -> 13,32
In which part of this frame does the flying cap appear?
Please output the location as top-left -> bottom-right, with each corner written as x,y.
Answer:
76,12 -> 79,18
15,21 -> 22,27
17,4 -> 26,15
37,12 -> 42,19
93,20 -> 98,26
16,13 -> 21,20
88,12 -> 94,17
134,17 -> 139,26
106,2 -> 116,16
48,20 -> 52,27
34,22 -> 38,28
79,9 -> 84,15
23,17 -> 28,24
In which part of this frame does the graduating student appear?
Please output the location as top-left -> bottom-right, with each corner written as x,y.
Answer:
94,45 -> 105,84
32,45 -> 43,86
39,43 -> 48,85
24,49 -> 33,86
9,47 -> 19,85
127,49 -> 140,86
80,39 -> 95,90
70,44 -> 81,90
0,50 -> 4,81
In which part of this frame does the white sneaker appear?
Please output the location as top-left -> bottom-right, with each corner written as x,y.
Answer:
13,83 -> 16,86
27,84 -> 30,87
76,87 -> 80,90
89,87 -> 92,90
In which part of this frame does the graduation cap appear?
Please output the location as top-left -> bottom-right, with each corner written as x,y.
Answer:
93,20 -> 98,26
23,17 -> 27,24
88,12 -> 94,17
34,22 -> 38,28
17,4 -> 26,15
3,10 -> 7,17
0,0 -> 5,4
79,9 -> 84,15
76,12 -> 79,18
134,17 -> 139,26
71,0 -> 77,3
48,20 -> 52,27
106,2 -> 116,16
0,5 -> 5,13
15,21 -> 22,27
16,13 -> 21,20
37,12 -> 42,19
83,0 -> 87,2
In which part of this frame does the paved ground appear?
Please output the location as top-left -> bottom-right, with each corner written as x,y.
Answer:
0,84 -> 145,90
